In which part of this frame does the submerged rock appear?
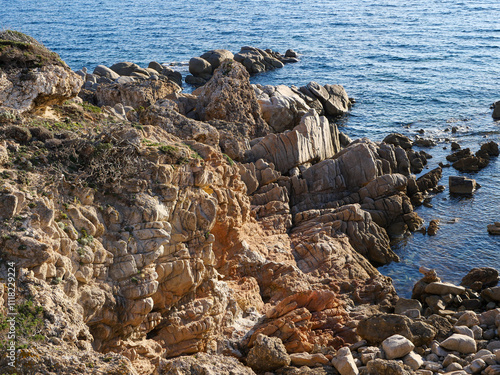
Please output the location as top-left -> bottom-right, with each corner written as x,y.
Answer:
449,176 -> 477,194
487,222 -> 500,235
492,100 -> 500,119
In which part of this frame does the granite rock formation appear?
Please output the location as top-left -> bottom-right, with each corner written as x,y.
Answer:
1,32 -> 499,375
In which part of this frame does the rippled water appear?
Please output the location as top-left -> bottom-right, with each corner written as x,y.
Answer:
2,0 -> 499,296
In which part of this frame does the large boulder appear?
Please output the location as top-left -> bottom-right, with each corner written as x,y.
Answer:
109,61 -> 141,76
424,281 -> 466,295
461,267 -> 499,291
440,334 -> 477,354
357,313 -> 436,346
248,109 -> 340,173
196,60 -> 270,138
323,84 -> 351,116
93,65 -> 120,80
234,46 -> 284,74
160,353 -> 256,375
482,286 -> 500,302
200,49 -> 234,70
478,141 -> 499,158
488,223 -> 500,235
383,133 -> 413,150
189,57 -> 212,76
453,155 -> 489,172
289,352 -> 329,367
95,78 -> 181,109
255,84 -> 311,133
306,81 -> 351,116
246,334 -> 291,372
0,30 -> 82,113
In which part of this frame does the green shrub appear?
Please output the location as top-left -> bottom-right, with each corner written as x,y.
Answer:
0,299 -> 45,350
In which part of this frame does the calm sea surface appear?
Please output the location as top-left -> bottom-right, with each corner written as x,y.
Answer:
2,0 -> 499,296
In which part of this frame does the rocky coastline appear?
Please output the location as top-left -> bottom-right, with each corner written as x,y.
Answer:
0,30 -> 499,375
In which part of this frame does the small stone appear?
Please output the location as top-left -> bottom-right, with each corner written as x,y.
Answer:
331,347 -> 359,375
456,311 -> 480,327
470,358 -> 486,373
440,334 -> 477,354
478,308 -> 500,326
426,353 -> 439,362
366,359 -> 411,375
487,341 -> 500,352
403,309 -> 421,319
382,334 -> 415,360
471,325 -> 483,340
447,362 -> 463,372
349,340 -> 367,351
424,361 -> 442,371
432,341 -> 449,357
454,325 -> 474,338
359,346 -> 382,365
474,349 -> 492,360
483,329 -> 496,340
403,351 -> 423,370
290,352 -> 329,366
484,364 -> 500,375
443,353 -> 462,367
461,299 -> 482,310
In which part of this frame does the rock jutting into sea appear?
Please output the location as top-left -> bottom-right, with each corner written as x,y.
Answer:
186,46 -> 300,87
1,31 -> 500,375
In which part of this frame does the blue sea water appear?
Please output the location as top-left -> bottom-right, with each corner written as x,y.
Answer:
2,0 -> 499,296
